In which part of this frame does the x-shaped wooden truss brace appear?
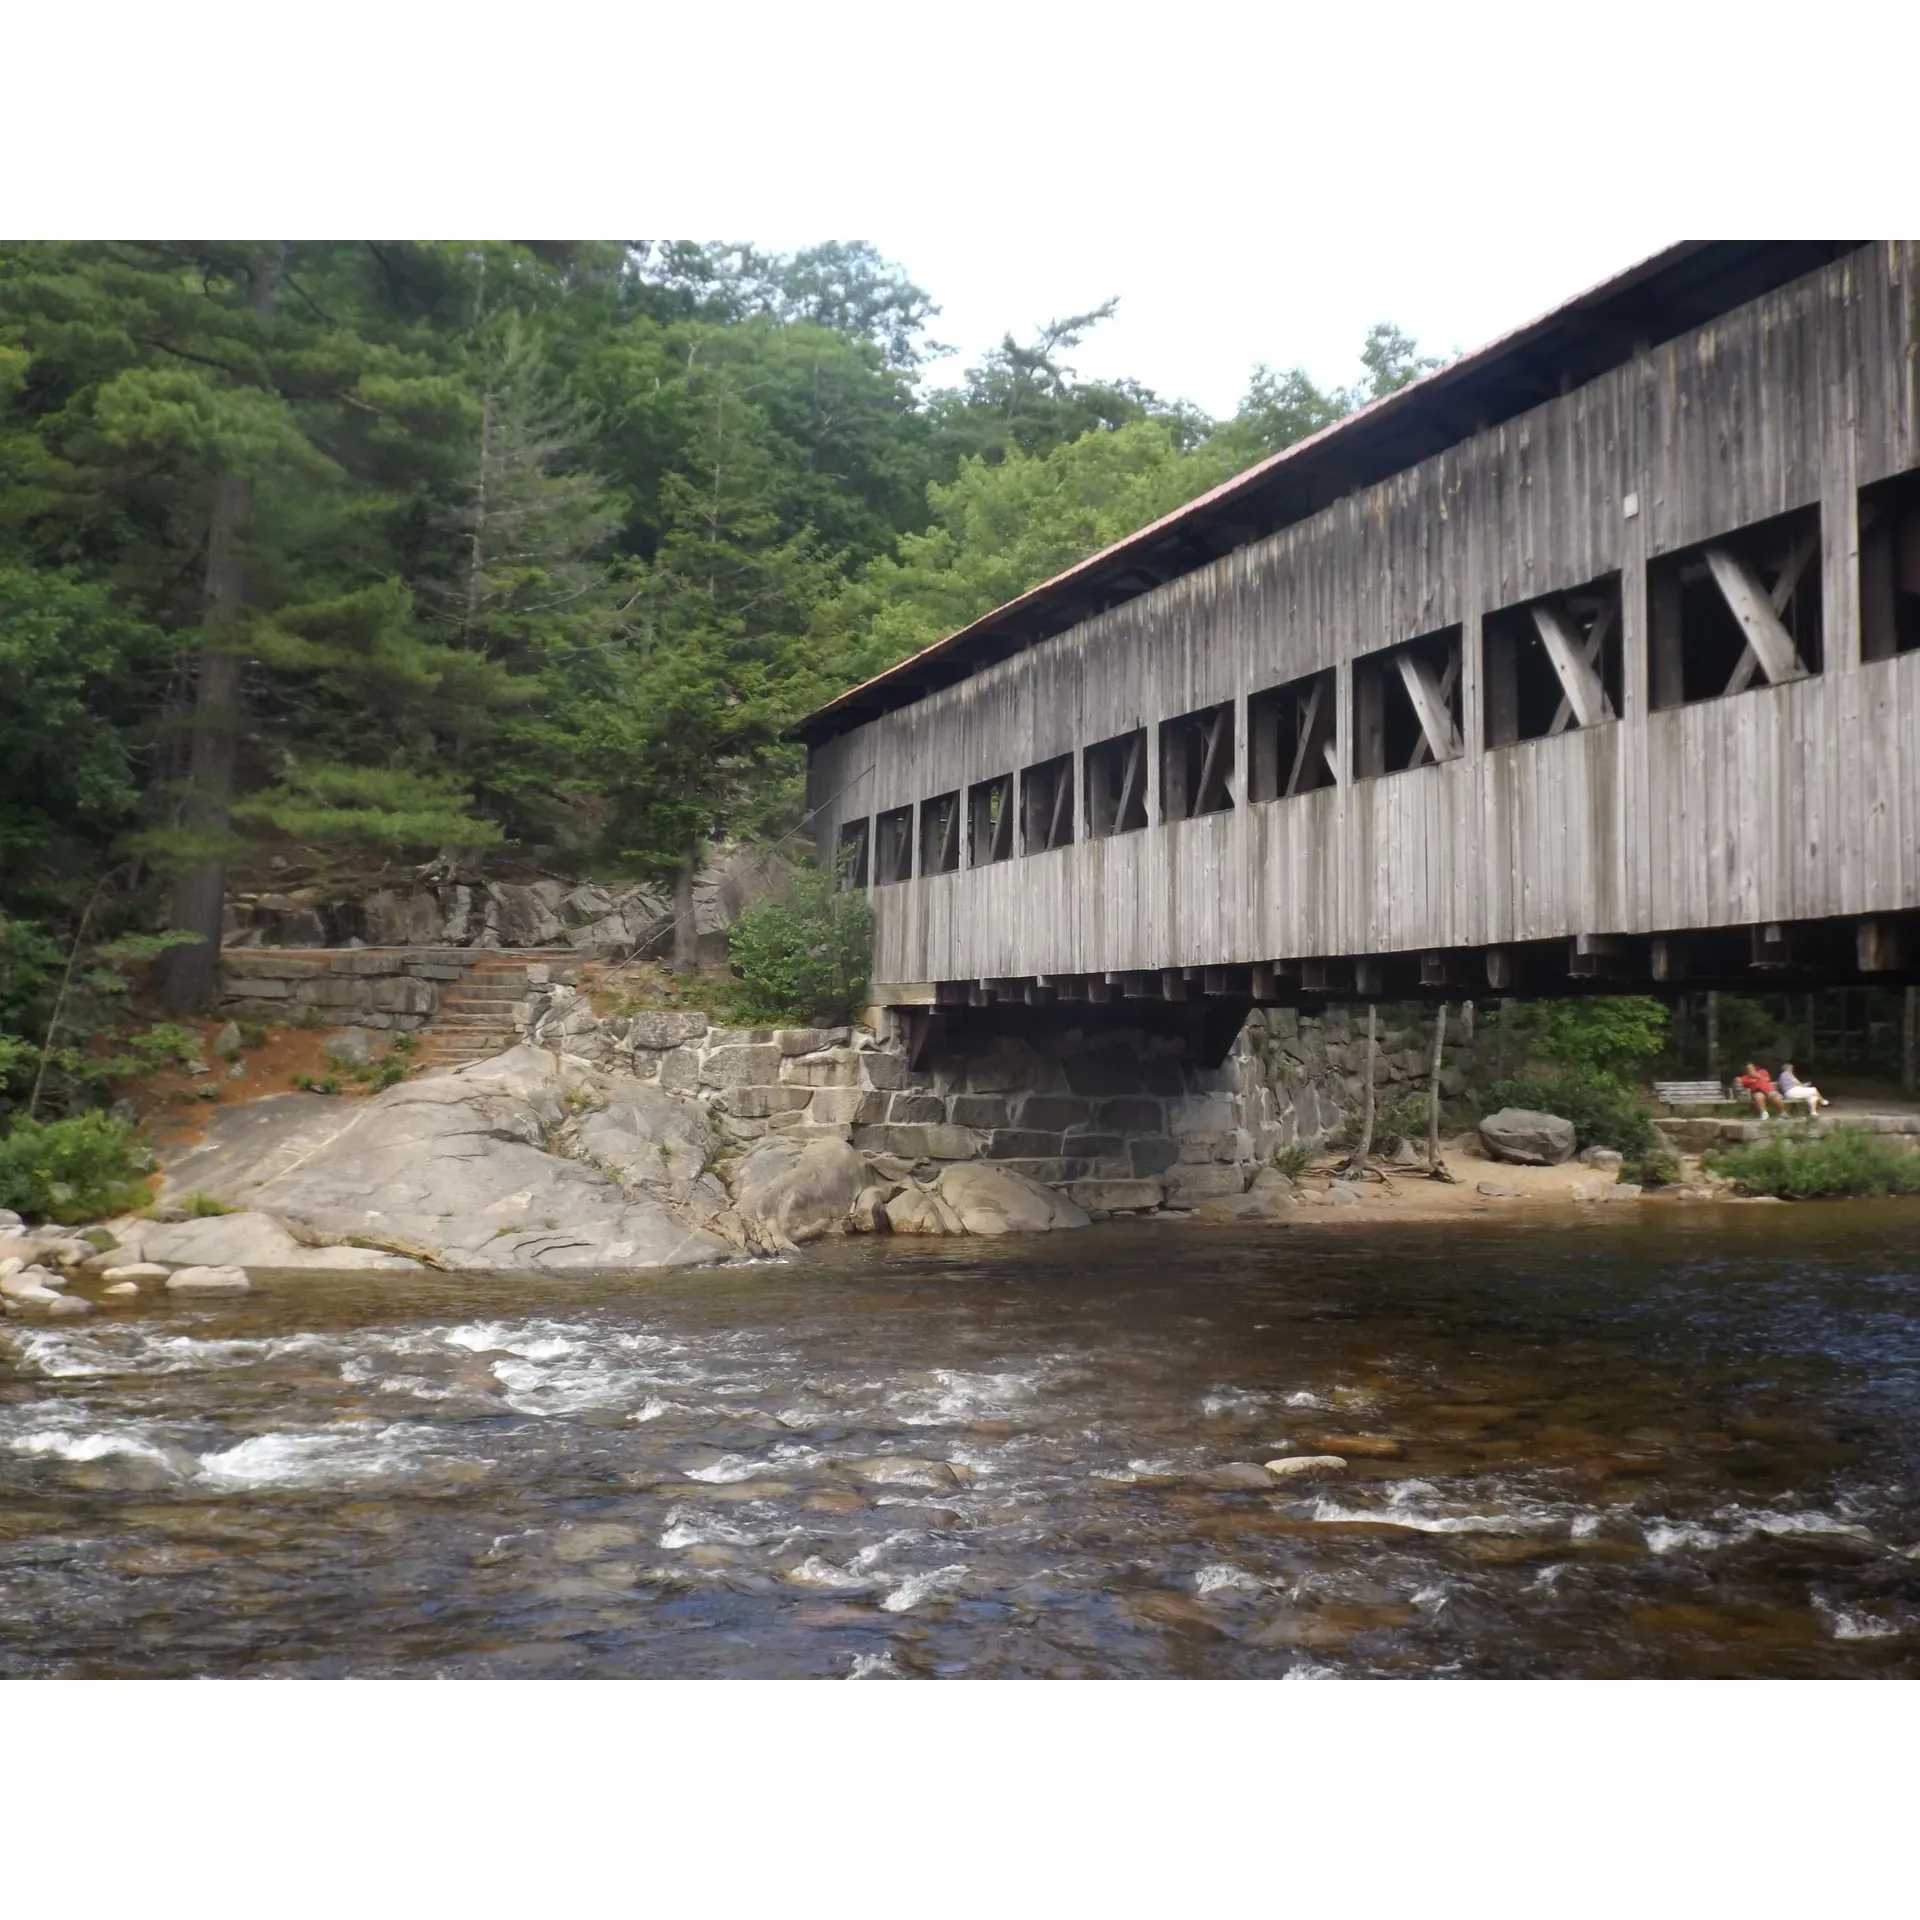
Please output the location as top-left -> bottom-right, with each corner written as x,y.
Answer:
1707,524 -> 1818,693
1532,592 -> 1619,734
1281,676 -> 1339,797
1401,648 -> 1464,767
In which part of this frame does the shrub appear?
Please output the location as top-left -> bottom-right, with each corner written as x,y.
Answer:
1329,1092 -> 1428,1157
1705,1128 -> 1920,1199
724,865 -> 873,1025
0,1111 -> 149,1223
1480,1067 -> 1660,1155
1618,1144 -> 1683,1188
180,1191 -> 237,1217
1271,1140 -> 1316,1178
239,1022 -> 270,1051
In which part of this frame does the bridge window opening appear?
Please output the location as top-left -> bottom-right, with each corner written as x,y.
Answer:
873,805 -> 913,884
1483,572 -> 1623,746
835,818 -> 870,890
1159,701 -> 1236,821
1351,625 -> 1464,778
1248,668 -> 1338,800
1020,753 -> 1075,853
1648,504 -> 1822,708
918,790 -> 961,875
968,773 -> 1015,865
1084,728 -> 1148,837
1860,469 -> 1920,661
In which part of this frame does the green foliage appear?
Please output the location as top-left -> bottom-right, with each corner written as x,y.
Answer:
1481,1068 -> 1661,1155
1329,1093 -> 1428,1157
1489,997 -> 1669,1078
1618,1144 -> 1683,1188
239,1022 -> 269,1051
724,865 -> 873,1024
1705,1128 -> 1920,1199
179,1191 -> 237,1217
0,1112 -> 148,1223
1271,1140 -> 1316,1178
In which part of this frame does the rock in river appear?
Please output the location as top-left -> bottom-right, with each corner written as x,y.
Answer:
1265,1454 -> 1349,1481
167,1265 -> 252,1296
726,1134 -> 866,1250
932,1162 -> 1089,1235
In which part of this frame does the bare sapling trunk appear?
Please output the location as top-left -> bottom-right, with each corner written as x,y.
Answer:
1345,1003 -> 1377,1175
671,842 -> 700,973
155,246 -> 286,1015
1426,1001 -> 1455,1180
1905,986 -> 1917,1099
1706,990 -> 1721,1084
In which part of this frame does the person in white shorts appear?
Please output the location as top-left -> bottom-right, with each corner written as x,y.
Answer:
1776,1062 -> 1827,1112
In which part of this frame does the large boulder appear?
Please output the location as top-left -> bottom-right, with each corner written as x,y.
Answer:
726,1135 -> 866,1249
157,1047 -> 731,1273
1479,1107 -> 1577,1166
932,1162 -> 1088,1235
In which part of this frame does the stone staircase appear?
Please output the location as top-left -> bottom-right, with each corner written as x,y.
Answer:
418,954 -> 556,1069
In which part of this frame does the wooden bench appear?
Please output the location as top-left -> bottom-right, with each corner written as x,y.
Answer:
1653,1080 -> 1732,1111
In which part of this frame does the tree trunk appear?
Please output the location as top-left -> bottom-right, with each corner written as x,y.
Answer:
1706,991 -> 1721,1083
1346,1003 -> 1377,1173
154,246 -> 286,1015
1904,986 -> 1917,1099
1426,1001 -> 1450,1177
671,841 -> 700,973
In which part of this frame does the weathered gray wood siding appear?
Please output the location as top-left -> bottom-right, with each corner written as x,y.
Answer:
807,244 -> 1920,986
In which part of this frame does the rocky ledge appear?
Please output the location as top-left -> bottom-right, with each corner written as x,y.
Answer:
71,1043 -> 1095,1282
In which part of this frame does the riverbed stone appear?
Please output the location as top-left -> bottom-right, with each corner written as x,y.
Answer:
101,1263 -> 170,1283
933,1162 -> 1089,1235
167,1264 -> 252,1295
2,1265 -> 65,1300
1265,1455 -> 1349,1481
1476,1179 -> 1521,1197
1480,1107 -> 1577,1165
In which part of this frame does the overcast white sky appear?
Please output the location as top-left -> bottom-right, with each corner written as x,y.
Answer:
869,227 -> 1657,419
9,1 -> 1906,426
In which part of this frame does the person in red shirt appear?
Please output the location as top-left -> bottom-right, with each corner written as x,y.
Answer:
1735,1062 -> 1784,1117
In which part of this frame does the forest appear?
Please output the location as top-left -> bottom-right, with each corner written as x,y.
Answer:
0,239 -> 1434,1125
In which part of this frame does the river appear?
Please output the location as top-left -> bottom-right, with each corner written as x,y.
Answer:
4,1207 -> 1918,1678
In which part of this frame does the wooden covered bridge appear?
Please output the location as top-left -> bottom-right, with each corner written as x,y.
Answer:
797,242 -> 1920,1049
